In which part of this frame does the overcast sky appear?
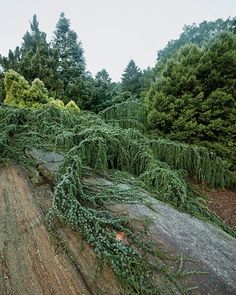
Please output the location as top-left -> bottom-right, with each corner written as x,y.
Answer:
0,0 -> 235,81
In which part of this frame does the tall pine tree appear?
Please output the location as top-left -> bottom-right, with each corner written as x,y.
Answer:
91,69 -> 117,112
20,15 -> 60,94
121,60 -> 142,98
0,15 -> 60,97
53,12 -> 92,105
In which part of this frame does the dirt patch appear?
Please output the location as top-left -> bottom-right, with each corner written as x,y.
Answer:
204,188 -> 236,229
189,177 -> 236,229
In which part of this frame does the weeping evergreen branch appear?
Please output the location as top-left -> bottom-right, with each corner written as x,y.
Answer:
48,152 -> 182,295
149,139 -> 236,188
99,100 -> 147,128
105,118 -> 146,133
1,104 -> 236,293
99,101 -> 236,188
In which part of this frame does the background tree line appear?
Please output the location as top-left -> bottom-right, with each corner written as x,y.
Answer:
0,13 -> 151,112
0,15 -> 235,167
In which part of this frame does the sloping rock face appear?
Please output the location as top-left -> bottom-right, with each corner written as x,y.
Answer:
0,164 -> 124,295
116,202 -> 236,294
84,177 -> 236,295
0,164 -> 89,294
1,160 -> 236,295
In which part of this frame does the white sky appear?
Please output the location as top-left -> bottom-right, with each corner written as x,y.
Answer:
0,0 -> 235,81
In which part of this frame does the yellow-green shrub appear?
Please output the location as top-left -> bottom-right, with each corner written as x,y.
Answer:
4,70 -> 30,107
48,97 -> 65,108
4,70 -> 49,108
65,100 -> 80,112
3,70 -> 81,112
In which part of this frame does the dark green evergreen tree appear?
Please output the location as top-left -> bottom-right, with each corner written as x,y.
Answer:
139,67 -> 155,98
21,15 -> 60,90
157,17 -> 236,61
121,60 -> 142,98
0,72 -> 5,104
0,47 -> 21,72
53,12 -> 92,105
144,32 -> 236,168
0,15 -> 60,97
90,69 -> 117,112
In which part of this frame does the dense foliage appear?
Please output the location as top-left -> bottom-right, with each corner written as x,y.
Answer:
121,60 -> 142,98
0,15 -> 60,97
1,104 -> 235,293
0,14 -> 93,108
145,32 -> 236,169
157,17 -> 236,61
89,69 -> 118,112
0,13 -> 147,111
3,69 -> 80,111
52,12 -> 92,106
4,70 -> 48,107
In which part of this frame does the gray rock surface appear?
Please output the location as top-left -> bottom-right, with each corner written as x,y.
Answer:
26,148 -> 64,174
84,176 -> 236,294
123,201 -> 236,294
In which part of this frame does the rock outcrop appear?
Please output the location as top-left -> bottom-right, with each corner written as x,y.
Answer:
0,162 -> 236,294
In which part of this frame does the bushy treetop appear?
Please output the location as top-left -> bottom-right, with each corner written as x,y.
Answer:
145,32 -> 236,143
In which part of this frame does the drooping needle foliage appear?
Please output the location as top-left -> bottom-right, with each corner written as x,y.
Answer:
0,104 -> 235,294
